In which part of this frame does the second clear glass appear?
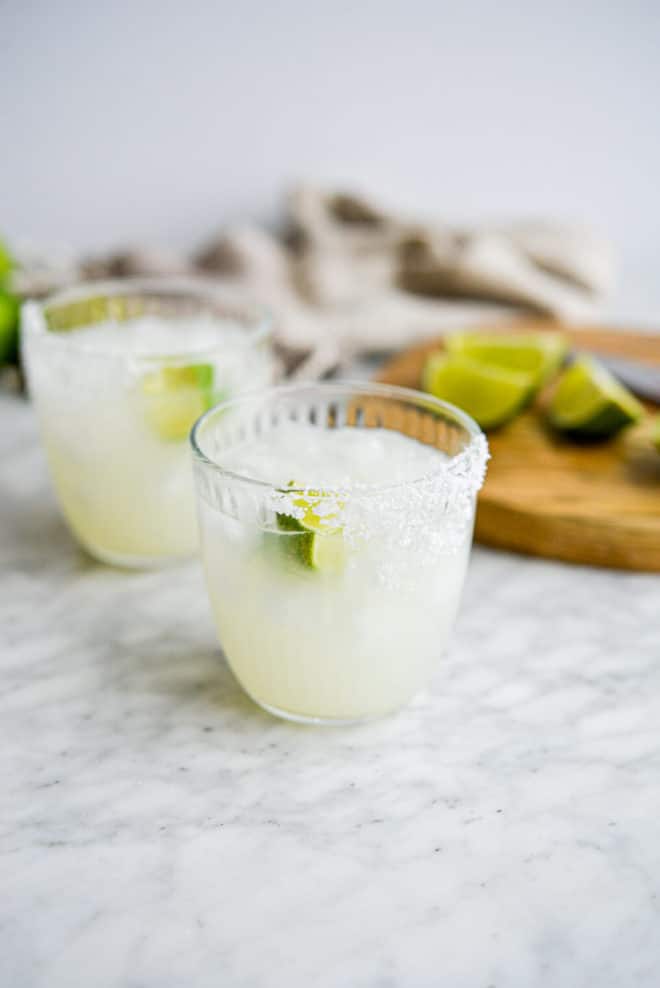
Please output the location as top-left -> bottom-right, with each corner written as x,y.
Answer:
22,279 -> 273,568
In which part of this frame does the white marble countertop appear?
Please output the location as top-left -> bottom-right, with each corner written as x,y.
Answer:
2,388 -> 659,988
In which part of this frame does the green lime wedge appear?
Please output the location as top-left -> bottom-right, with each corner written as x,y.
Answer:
287,484 -> 343,534
422,352 -> 534,429
0,241 -> 14,283
0,292 -> 20,365
275,486 -> 345,574
547,356 -> 644,439
446,330 -> 567,387
141,364 -> 217,441
653,416 -> 660,453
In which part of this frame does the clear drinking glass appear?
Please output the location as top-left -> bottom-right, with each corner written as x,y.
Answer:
22,279 -> 273,568
191,382 -> 489,724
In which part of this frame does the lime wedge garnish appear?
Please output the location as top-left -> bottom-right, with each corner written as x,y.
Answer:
276,513 -> 345,573
275,486 -> 345,574
141,364 -> 217,441
288,484 -> 343,534
547,356 -> 644,439
446,330 -> 567,387
422,353 -> 534,429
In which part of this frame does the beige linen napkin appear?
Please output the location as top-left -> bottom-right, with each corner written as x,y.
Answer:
16,185 -> 614,379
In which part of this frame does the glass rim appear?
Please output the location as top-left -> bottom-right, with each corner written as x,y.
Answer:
190,379 -> 486,497
21,276 -> 273,360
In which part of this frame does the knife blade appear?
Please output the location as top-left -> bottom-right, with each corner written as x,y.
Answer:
570,351 -> 660,404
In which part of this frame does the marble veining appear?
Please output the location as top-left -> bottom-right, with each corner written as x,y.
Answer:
1,392 -> 659,988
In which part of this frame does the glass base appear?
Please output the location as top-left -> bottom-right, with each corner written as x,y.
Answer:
252,696 -> 401,727
85,543 -> 193,570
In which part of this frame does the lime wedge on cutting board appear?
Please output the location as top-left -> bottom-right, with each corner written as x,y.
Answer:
142,364 -> 218,441
653,416 -> 660,453
422,353 -> 534,429
547,356 -> 644,439
276,486 -> 345,574
446,330 -> 567,387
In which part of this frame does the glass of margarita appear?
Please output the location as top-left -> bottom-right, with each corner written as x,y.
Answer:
22,280 -> 273,567
191,381 -> 488,724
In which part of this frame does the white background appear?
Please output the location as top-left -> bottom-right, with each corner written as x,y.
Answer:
3,1 -> 659,317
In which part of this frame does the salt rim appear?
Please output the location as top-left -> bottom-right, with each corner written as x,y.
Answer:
192,383 -> 490,559
266,431 -> 489,559
264,430 -> 490,508
20,278 -> 272,362
192,382 -> 489,500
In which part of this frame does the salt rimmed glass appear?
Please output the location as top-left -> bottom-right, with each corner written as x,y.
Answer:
191,381 -> 489,724
22,279 -> 273,568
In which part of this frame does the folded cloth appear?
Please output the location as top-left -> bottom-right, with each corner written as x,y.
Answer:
287,185 -> 613,318
16,185 -> 614,379
192,186 -> 614,375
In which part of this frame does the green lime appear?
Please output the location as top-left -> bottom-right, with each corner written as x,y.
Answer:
547,356 -> 644,439
287,485 -> 343,534
446,330 -> 567,387
0,241 -> 14,283
422,352 -> 534,429
653,416 -> 660,453
276,487 -> 345,574
0,292 -> 20,365
141,363 -> 217,441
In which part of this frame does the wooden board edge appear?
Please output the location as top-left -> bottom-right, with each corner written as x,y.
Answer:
476,499 -> 660,572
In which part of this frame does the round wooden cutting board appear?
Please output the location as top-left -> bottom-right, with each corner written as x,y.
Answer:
376,323 -> 660,572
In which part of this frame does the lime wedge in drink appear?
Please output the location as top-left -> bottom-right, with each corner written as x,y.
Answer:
547,356 -> 644,439
276,486 -> 345,574
446,330 -> 567,387
288,484 -> 343,533
141,363 -> 217,441
422,353 -> 534,429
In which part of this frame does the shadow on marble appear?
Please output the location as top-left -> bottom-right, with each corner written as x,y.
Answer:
111,631 -> 388,740
117,632 -> 279,730
1,487 -> 96,573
